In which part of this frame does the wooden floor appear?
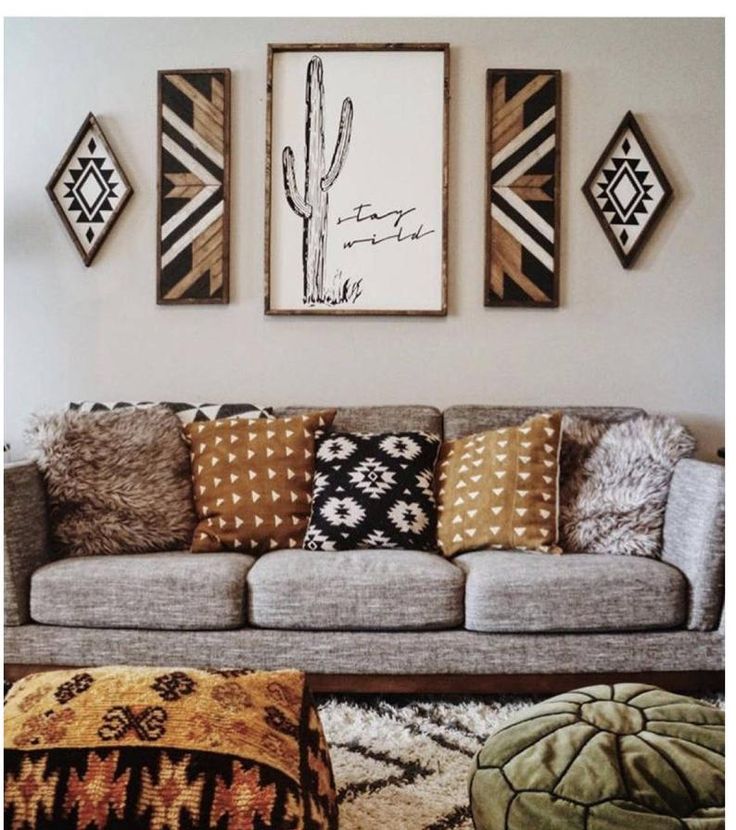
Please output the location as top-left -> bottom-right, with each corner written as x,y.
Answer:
4,664 -> 724,695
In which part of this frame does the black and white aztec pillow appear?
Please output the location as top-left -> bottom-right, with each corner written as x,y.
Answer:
68,401 -> 272,424
304,430 -> 441,552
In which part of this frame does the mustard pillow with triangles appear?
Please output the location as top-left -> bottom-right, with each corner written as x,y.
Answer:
186,410 -> 336,553
435,412 -> 562,557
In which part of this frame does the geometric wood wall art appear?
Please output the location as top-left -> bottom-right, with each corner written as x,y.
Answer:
46,113 -> 133,267
157,69 -> 231,304
582,111 -> 673,269
485,69 -> 561,307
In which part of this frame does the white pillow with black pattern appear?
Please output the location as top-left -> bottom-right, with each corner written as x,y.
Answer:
68,401 -> 272,424
304,430 -> 441,551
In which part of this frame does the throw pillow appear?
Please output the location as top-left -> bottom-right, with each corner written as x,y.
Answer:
69,401 -> 272,423
303,431 -> 441,551
28,406 -> 196,557
559,414 -> 695,557
187,410 -> 336,553
436,412 -> 562,557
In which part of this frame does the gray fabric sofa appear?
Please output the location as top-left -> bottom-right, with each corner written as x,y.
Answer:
4,405 -> 725,693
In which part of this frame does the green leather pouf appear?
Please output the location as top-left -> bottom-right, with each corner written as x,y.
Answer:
469,684 -> 724,830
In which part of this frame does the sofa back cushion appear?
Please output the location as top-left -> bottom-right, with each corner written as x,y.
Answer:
273,406 -> 442,437
443,406 -> 644,441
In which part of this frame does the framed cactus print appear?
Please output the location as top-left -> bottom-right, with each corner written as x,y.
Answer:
265,44 -> 449,316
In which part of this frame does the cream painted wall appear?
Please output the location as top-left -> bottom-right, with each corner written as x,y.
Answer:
4,17 -> 724,459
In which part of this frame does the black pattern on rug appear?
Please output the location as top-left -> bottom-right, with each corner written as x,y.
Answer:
316,695 -> 540,830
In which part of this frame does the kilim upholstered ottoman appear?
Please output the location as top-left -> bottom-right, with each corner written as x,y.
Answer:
469,684 -> 724,830
4,666 -> 337,830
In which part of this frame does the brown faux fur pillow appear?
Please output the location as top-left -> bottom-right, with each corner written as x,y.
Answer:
28,406 -> 196,557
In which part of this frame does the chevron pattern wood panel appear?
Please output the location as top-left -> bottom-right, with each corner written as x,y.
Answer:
485,69 -> 561,307
157,69 -> 231,304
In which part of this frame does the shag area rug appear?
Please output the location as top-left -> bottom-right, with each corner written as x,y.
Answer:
316,693 -> 724,830
317,695 -> 536,830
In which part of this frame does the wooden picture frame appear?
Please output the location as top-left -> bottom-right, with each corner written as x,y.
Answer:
484,69 -> 561,308
46,113 -> 133,267
157,68 -> 231,304
582,111 -> 673,269
265,43 -> 449,316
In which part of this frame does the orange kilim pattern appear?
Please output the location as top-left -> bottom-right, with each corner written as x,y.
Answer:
4,666 -> 337,830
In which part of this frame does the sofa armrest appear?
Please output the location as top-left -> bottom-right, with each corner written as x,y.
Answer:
661,458 -> 724,631
4,460 -> 51,625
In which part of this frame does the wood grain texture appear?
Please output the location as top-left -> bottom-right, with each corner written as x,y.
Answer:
157,68 -> 231,305
4,665 -> 724,694
485,69 -> 561,308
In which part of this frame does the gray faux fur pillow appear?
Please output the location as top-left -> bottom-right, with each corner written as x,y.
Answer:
28,406 -> 196,557
559,414 -> 695,557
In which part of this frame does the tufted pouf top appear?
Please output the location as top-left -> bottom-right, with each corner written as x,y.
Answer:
469,683 -> 724,830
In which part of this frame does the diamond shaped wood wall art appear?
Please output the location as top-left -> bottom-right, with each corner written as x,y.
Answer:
485,69 -> 561,307
157,68 -> 231,304
583,111 -> 673,268
46,113 -> 133,267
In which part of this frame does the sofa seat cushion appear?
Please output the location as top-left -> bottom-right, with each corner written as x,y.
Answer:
247,549 -> 464,630
456,551 -> 687,633
30,552 -> 255,630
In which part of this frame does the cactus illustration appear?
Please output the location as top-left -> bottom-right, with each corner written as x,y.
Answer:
282,56 -> 354,304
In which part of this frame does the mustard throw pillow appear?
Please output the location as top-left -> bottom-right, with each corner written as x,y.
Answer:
186,410 -> 336,553
436,412 -> 562,557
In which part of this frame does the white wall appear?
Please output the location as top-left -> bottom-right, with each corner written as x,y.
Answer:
4,17 -> 724,459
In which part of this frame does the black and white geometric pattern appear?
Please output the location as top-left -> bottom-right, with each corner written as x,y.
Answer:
158,70 -> 230,303
486,69 -> 561,306
583,111 -> 673,268
47,113 -> 133,266
304,431 -> 441,551
318,696 -> 529,830
68,401 -> 272,424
